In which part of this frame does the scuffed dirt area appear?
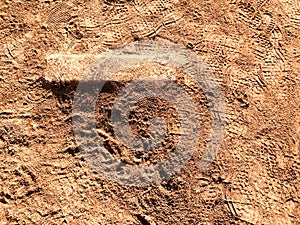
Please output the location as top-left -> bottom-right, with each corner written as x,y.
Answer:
0,0 -> 300,224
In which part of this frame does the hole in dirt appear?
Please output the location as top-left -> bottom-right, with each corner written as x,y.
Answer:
135,214 -> 151,225
95,80 -> 181,166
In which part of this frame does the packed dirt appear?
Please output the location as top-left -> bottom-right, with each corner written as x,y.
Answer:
1,0 -> 300,224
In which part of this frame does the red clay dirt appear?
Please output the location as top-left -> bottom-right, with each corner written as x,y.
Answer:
0,0 -> 300,224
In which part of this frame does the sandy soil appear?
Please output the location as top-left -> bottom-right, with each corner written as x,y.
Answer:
0,0 -> 300,224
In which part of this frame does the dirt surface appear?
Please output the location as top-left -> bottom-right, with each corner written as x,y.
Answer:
1,0 -> 300,224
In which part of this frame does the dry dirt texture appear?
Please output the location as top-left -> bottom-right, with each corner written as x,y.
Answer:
1,0 -> 300,224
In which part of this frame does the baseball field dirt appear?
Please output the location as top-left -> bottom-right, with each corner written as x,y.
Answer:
0,0 -> 300,224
